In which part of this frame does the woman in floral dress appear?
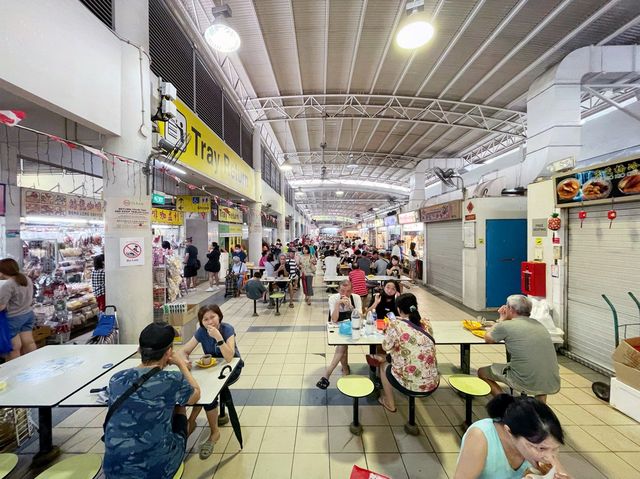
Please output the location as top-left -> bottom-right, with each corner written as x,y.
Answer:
366,293 -> 439,412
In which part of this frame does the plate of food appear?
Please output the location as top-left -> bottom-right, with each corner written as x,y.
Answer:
582,177 -> 612,200
556,178 -> 581,200
618,171 -> 640,195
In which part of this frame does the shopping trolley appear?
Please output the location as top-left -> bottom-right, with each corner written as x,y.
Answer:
87,305 -> 119,345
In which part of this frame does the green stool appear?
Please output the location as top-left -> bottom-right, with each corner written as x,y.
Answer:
270,292 -> 285,316
0,453 -> 18,479
337,375 -> 374,435
173,461 -> 185,479
35,453 -> 102,479
447,374 -> 491,429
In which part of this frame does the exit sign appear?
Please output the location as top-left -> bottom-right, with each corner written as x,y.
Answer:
152,193 -> 165,205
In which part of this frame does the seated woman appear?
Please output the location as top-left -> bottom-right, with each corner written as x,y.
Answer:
454,394 -> 572,479
367,293 -> 438,412
230,256 -> 248,297
181,304 -> 243,460
274,254 -> 292,302
366,280 -> 399,319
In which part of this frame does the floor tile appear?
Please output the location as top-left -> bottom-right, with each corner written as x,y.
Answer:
253,375 -> 281,389
60,427 -> 102,453
436,451 -> 460,478
552,405 -> 605,426
582,404 -> 639,425
582,451 -> 640,479
330,453 -> 368,479
240,406 -> 271,427
365,453 -> 409,479
273,388 -> 302,406
183,452 -> 222,478
391,426 -> 434,453
588,425 -> 640,451
267,406 -> 300,427
278,375 -> 303,389
215,452 -> 258,478
563,425 -> 609,452
423,426 -> 461,453
291,453 -> 330,479
616,452 -> 640,469
328,426 -> 365,453
260,426 -> 297,453
252,453 -> 293,479
557,452 -> 606,479
56,408 -> 103,428
402,452 -> 448,479
362,426 -> 399,453
295,426 -> 329,453
225,426 -> 265,454
298,406 -> 328,426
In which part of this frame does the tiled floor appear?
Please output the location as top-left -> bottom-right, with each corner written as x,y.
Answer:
11,276 -> 640,478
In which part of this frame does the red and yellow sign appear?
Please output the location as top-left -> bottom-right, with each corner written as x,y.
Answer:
151,208 -> 183,226
176,196 -> 211,213
218,206 -> 242,224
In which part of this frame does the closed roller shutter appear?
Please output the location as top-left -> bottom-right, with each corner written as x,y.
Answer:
567,202 -> 640,372
426,221 -> 463,301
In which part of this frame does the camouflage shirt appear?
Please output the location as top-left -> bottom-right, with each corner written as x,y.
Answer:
103,368 -> 193,479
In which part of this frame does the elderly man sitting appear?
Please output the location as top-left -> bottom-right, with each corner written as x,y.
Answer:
316,280 -> 362,389
478,294 -> 560,403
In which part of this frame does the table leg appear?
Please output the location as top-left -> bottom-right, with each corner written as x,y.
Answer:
32,407 -> 60,467
464,395 -> 473,430
460,344 -> 471,375
275,299 -> 281,316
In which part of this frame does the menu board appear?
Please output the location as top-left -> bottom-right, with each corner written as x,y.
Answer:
398,211 -> 419,224
420,200 -> 462,223
218,206 -> 243,224
554,156 -> 640,207
151,208 -> 183,226
383,215 -> 398,226
22,188 -> 104,219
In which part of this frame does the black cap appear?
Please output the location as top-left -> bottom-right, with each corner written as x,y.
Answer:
139,322 -> 175,353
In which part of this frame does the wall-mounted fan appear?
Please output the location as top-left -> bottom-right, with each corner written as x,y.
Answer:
433,166 -> 466,195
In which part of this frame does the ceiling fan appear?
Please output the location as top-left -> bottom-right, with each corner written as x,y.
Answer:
433,166 -> 466,195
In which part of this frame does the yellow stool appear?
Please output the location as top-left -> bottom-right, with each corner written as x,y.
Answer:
337,375 -> 374,435
270,292 -> 285,316
0,453 -> 18,479
35,453 -> 102,479
173,461 -> 185,479
447,375 -> 491,429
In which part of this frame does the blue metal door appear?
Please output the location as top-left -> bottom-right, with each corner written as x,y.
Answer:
485,219 -> 527,308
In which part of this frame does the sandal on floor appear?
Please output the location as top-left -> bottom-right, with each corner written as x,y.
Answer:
316,377 -> 330,389
378,397 -> 397,413
366,354 -> 382,368
289,302 -> 295,308
199,439 -> 215,460
218,414 -> 229,426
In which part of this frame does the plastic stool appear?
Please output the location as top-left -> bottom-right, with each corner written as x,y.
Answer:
447,374 -> 491,429
173,461 -> 185,479
270,292 -> 285,316
401,388 -> 437,436
0,454 -> 18,479
35,453 -> 102,479
252,299 -> 259,317
337,375 -> 374,435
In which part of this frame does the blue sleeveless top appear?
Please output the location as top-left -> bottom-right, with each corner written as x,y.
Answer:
460,418 -> 531,479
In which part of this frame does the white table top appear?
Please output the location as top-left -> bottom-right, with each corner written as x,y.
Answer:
326,320 -> 488,346
261,277 -> 293,283
60,357 -> 241,407
0,344 -> 138,407
324,275 -> 411,282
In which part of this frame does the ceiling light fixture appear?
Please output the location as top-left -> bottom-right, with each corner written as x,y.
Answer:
157,161 -> 186,175
204,5 -> 241,53
280,163 -> 293,172
335,191 -> 344,196
396,0 -> 435,50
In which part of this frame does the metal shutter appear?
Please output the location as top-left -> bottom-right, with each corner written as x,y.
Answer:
223,96 -> 241,156
79,0 -> 113,29
426,221 -> 463,301
149,0 -> 194,110
241,123 -> 253,167
566,201 -> 640,372
195,56 -> 223,138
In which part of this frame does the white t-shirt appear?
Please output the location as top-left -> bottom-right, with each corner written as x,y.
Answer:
391,245 -> 402,259
328,293 -> 362,321
323,257 -> 340,276
346,248 -> 354,257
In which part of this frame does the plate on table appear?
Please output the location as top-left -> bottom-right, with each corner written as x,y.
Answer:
194,358 -> 217,368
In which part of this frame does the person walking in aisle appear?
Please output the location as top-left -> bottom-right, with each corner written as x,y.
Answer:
0,258 -> 36,361
204,242 -> 221,291
183,237 -> 199,290
407,242 -> 418,284
299,245 -> 317,305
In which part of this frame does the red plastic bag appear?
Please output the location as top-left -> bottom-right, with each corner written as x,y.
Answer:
350,465 -> 391,479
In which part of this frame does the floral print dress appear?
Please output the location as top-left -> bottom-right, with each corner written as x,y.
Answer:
382,318 -> 439,392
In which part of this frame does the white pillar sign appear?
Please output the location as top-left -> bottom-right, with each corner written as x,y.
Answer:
119,237 -> 145,267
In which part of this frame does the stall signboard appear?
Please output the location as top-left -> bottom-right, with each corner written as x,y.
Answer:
219,224 -> 242,237
398,211 -> 419,225
420,200 -> 462,223
22,188 -> 104,220
159,98 -> 255,201
151,193 -> 165,205
554,156 -> 640,207
383,215 -> 398,226
151,208 -> 183,226
176,196 -> 210,213
374,218 -> 384,228
218,206 -> 243,223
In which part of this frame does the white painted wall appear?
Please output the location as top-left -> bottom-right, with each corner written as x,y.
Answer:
261,181 -> 284,215
462,197 -> 528,311
0,0 -> 123,135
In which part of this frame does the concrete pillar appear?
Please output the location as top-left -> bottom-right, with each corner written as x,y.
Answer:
248,128 -> 263,264
288,215 -> 295,243
406,160 -> 428,211
277,194 -> 286,245
102,5 -> 153,343
0,146 -> 21,262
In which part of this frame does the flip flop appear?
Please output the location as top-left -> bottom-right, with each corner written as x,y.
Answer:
316,377 -> 330,389
199,439 -> 215,460
378,397 -> 397,413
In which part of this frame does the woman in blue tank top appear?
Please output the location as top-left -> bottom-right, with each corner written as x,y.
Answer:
455,394 -> 572,479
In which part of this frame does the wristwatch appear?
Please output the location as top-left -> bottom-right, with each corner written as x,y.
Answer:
216,339 -> 225,346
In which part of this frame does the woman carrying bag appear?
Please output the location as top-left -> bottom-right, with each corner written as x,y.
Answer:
299,245 -> 317,305
0,258 -> 36,360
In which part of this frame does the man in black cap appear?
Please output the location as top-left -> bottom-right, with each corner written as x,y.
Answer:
103,322 -> 201,479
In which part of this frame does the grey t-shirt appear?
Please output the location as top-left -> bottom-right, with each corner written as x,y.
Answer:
490,317 -> 560,395
372,259 -> 389,275
0,277 -> 34,317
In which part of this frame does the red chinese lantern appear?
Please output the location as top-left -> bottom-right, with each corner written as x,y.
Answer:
578,209 -> 587,228
607,209 -> 617,229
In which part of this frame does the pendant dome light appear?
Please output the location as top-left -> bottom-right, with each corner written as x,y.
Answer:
204,4 -> 241,53
396,0 -> 435,50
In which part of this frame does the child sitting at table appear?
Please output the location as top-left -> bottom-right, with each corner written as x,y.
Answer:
245,271 -> 267,302
180,304 -> 243,460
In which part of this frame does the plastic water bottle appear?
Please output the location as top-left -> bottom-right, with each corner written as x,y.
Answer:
351,309 -> 361,340
387,312 -> 396,321
365,311 -> 376,336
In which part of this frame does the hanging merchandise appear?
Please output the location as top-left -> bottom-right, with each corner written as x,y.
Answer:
578,208 -> 587,228
607,208 -> 617,228
547,212 -> 561,242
